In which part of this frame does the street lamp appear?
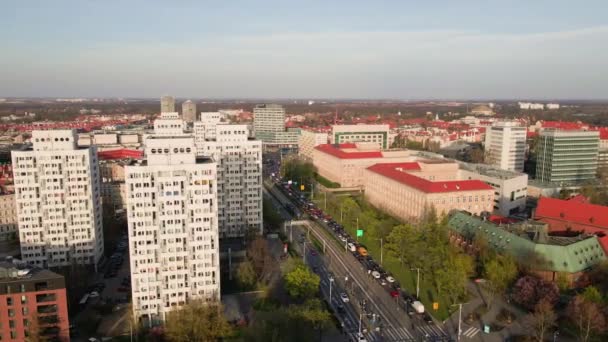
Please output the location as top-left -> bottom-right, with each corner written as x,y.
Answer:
329,275 -> 334,302
451,302 -> 468,342
374,238 -> 384,266
411,268 -> 421,299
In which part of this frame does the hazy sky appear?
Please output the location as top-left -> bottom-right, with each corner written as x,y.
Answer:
2,1 -> 608,99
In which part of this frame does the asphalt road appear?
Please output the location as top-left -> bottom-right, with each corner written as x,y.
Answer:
266,182 -> 452,342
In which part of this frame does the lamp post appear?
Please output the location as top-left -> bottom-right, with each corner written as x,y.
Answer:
329,276 -> 334,302
411,268 -> 421,299
451,303 -> 467,341
374,238 -> 384,266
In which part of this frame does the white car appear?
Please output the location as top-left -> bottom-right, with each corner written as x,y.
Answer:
357,332 -> 368,342
340,292 -> 349,303
371,271 -> 381,279
386,276 -> 395,283
89,291 -> 100,298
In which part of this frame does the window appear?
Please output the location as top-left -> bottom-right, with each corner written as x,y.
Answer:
6,297 -> 12,306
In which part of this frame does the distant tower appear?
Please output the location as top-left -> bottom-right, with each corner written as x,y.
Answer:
435,113 -> 439,121
182,100 -> 196,123
160,95 -> 175,113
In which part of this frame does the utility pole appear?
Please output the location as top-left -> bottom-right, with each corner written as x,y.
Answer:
411,268 -> 420,299
329,276 -> 334,302
303,242 -> 306,264
379,238 -> 383,266
356,218 -> 359,242
324,191 -> 327,210
452,302 -> 468,342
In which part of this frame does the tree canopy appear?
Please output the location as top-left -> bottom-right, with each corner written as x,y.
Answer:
163,300 -> 232,342
284,262 -> 321,300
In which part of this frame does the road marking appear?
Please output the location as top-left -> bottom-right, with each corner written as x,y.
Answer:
463,326 -> 480,338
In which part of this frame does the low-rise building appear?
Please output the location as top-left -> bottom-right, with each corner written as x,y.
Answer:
534,197 -> 608,255
364,161 -> 494,220
312,143 -> 411,188
0,259 -> 70,341
448,211 -> 607,285
457,163 -> 528,216
0,193 -> 17,241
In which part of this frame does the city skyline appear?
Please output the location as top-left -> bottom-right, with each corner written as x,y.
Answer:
2,1 -> 608,99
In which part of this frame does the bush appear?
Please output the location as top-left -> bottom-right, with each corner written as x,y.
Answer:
314,173 -> 340,188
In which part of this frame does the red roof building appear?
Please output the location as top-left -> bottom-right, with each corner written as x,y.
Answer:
364,161 -> 495,220
535,197 -> 608,254
97,149 -> 143,160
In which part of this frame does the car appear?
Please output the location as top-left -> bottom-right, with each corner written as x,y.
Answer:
89,291 -> 100,298
423,313 -> 433,324
310,250 -> 318,256
371,271 -> 381,279
390,290 -> 400,298
379,278 -> 387,286
340,292 -> 349,303
337,304 -> 346,313
356,332 -> 368,342
386,276 -> 395,283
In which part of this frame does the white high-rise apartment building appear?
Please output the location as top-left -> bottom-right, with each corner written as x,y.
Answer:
154,112 -> 185,136
181,100 -> 196,123
12,130 -> 104,268
160,95 -> 175,113
126,135 -> 220,324
484,121 -> 526,172
195,124 -> 263,238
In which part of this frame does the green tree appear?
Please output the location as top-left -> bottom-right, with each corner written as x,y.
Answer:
236,260 -> 257,290
164,300 -> 233,342
284,263 -> 321,299
358,210 -> 380,238
435,251 -> 474,300
483,254 -> 518,308
582,286 -> 603,304
340,197 -> 359,224
385,224 -> 419,266
294,299 -> 333,341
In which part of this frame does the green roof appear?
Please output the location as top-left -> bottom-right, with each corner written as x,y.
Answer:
448,212 -> 606,273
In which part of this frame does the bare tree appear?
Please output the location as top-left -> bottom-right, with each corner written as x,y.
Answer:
523,299 -> 557,342
566,295 -> 607,342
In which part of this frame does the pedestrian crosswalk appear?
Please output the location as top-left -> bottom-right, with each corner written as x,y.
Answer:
461,326 -> 480,338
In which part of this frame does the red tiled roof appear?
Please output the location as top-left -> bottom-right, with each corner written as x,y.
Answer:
488,215 -> 519,224
536,197 -> 608,227
366,163 -> 493,193
98,149 -> 143,160
314,144 -> 383,159
567,194 -> 589,204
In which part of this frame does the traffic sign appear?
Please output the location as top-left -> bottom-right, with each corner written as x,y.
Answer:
300,185 -> 305,191
356,229 -> 364,237
433,302 -> 439,310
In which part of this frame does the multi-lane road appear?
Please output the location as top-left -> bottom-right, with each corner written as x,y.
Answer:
265,184 -> 453,342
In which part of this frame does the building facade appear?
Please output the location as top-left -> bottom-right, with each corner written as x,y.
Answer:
298,130 -> 328,160
195,125 -> 263,238
364,162 -> 494,221
0,193 -> 17,241
160,95 -> 175,113
154,112 -> 186,136
181,100 -> 197,123
0,260 -> 70,341
125,136 -> 220,324
484,121 -> 526,172
458,163 -> 528,216
253,104 -> 285,142
12,130 -> 104,268
536,130 -> 599,183
330,124 -> 390,149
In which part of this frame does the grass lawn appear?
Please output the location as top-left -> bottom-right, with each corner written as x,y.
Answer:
312,196 -> 456,320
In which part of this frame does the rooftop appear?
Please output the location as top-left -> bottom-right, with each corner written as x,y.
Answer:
458,161 -> 526,180
449,211 -> 606,274
314,143 -> 384,159
0,258 -> 63,283
366,162 -> 493,194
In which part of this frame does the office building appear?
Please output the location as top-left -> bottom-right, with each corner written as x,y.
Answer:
196,124 -> 263,238
364,161 -> 494,221
0,259 -> 70,341
12,130 -> 104,269
182,100 -> 197,123
457,163 -> 528,216
253,104 -> 298,146
0,192 -> 17,241
312,143 -> 411,188
298,130 -> 328,160
160,95 -> 175,113
330,124 -> 390,149
536,130 -> 599,183
484,121 -> 526,172
125,135 -> 220,324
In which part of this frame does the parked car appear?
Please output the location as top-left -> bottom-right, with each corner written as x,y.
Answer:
371,271 -> 381,279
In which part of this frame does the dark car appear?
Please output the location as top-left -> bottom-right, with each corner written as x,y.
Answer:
423,313 -> 433,324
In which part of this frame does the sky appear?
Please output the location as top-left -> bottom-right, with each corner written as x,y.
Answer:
1,0 -> 608,99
